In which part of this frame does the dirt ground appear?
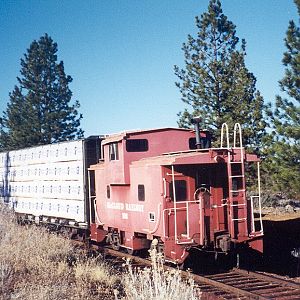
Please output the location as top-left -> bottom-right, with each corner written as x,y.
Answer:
261,211 -> 300,277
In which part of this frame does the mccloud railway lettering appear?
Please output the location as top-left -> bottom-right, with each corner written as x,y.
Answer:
106,201 -> 144,212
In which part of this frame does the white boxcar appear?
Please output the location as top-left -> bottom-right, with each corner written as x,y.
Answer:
0,137 -> 103,226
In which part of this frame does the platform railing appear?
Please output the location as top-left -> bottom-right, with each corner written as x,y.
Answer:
162,199 -> 202,245
250,161 -> 264,236
250,197 -> 264,235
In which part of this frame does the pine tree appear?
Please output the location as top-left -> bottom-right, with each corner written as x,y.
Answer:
265,0 -> 300,197
0,34 -> 84,150
174,0 -> 266,151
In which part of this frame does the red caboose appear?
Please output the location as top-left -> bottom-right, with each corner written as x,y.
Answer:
89,123 -> 263,264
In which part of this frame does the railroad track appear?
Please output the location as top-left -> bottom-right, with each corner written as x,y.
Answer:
98,247 -> 300,300
70,240 -> 300,299
203,268 -> 300,299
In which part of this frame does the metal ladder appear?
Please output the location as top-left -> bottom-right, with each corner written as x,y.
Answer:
221,123 -> 248,239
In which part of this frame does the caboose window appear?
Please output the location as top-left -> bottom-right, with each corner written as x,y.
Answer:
109,143 -> 119,160
106,185 -> 110,198
189,138 -> 197,150
169,180 -> 187,201
126,139 -> 148,152
138,184 -> 145,201
189,136 -> 211,149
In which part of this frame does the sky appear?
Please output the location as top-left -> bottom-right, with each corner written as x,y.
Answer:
0,0 -> 298,137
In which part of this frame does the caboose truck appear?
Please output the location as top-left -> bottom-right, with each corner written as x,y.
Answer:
89,120 -> 264,264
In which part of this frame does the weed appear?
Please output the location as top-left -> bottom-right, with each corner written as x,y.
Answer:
120,249 -> 201,300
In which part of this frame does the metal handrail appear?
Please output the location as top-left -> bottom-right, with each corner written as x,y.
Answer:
94,199 -> 104,225
233,123 -> 244,165
171,166 -> 177,241
163,198 -> 203,244
250,161 -> 264,235
88,170 -> 93,224
220,123 -> 230,148
233,123 -> 243,149
250,195 -> 264,235
148,203 -> 162,234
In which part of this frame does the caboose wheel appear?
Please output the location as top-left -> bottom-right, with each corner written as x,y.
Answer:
111,233 -> 120,251
157,243 -> 165,257
112,243 -> 120,251
151,239 -> 165,259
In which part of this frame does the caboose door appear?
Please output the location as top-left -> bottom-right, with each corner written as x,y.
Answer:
163,167 -> 201,244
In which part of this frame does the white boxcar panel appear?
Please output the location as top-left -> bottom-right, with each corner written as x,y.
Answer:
13,197 -> 85,221
7,161 -> 83,182
0,139 -> 88,223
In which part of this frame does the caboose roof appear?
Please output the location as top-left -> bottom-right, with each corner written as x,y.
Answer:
102,127 -> 193,145
131,150 -> 212,166
131,148 -> 259,167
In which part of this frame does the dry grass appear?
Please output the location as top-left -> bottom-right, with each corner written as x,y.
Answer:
0,204 -> 201,299
0,204 -> 117,300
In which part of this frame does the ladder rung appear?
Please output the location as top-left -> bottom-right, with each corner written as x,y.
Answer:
231,218 -> 246,221
230,203 -> 246,207
230,189 -> 245,193
249,231 -> 263,237
176,239 -> 194,245
230,175 -> 244,178
230,161 -> 243,164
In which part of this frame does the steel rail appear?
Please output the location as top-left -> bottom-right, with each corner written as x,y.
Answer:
74,242 -> 300,300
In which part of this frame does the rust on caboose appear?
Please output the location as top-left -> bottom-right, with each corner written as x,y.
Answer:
88,124 -> 263,264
